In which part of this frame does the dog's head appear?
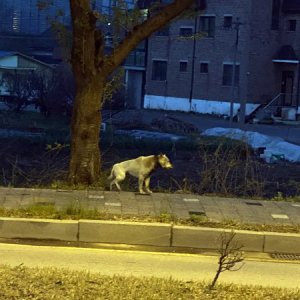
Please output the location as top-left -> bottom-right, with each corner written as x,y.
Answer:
157,154 -> 173,169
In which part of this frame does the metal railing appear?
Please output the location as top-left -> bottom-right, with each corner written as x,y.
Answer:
255,93 -> 299,121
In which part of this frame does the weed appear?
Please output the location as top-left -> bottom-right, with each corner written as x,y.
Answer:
188,214 -> 209,225
157,212 -> 178,223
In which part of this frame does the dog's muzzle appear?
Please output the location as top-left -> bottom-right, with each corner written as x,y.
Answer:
165,163 -> 173,169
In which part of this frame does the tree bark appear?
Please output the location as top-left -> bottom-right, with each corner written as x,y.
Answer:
69,0 -> 105,185
69,78 -> 103,185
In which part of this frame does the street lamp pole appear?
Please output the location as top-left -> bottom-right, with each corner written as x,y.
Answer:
229,18 -> 242,123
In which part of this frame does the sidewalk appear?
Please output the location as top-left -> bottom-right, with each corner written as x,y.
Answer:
1,187 -> 300,226
1,187 -> 300,254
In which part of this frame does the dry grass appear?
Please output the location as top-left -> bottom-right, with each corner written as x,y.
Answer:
0,264 -> 299,300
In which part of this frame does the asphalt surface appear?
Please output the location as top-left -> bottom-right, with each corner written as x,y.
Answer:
108,109 -> 300,145
1,187 -> 300,226
1,243 -> 300,289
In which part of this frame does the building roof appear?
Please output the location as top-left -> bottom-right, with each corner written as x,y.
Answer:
272,45 -> 299,64
282,0 -> 300,14
0,50 -> 16,58
0,50 -> 54,69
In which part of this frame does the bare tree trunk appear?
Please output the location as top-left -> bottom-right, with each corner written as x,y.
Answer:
69,79 -> 104,185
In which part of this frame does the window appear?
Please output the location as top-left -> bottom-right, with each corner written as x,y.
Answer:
223,16 -> 232,28
288,20 -> 296,31
222,64 -> 240,86
179,27 -> 193,37
200,16 -> 215,37
152,60 -> 167,81
179,61 -> 188,72
271,0 -> 280,30
200,62 -> 208,73
156,25 -> 169,36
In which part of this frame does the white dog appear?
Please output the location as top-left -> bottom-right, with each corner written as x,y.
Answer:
108,154 -> 173,194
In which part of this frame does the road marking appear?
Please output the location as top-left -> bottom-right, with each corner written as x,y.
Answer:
271,214 -> 289,219
105,202 -> 121,207
183,198 -> 199,202
88,195 -> 104,199
291,204 -> 300,207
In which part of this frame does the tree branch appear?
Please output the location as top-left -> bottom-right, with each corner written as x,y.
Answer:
103,0 -> 196,77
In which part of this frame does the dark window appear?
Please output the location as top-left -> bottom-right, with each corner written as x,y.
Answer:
200,16 -> 215,37
180,27 -> 193,37
288,20 -> 296,31
222,64 -> 240,86
156,25 -> 169,36
223,16 -> 232,28
179,61 -> 188,72
271,0 -> 280,30
200,62 -> 208,73
152,60 -> 167,81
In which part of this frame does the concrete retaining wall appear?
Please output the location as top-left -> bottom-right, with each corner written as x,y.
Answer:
0,217 -> 299,254
79,220 -> 171,246
0,217 -> 78,242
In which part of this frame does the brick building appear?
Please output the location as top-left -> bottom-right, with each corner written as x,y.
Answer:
144,0 -> 300,120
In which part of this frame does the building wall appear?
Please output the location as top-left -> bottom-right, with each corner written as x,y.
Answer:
145,0 -> 300,115
145,0 -> 254,115
0,55 -> 18,67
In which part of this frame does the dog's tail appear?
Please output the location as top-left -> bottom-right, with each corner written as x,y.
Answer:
107,166 -> 115,180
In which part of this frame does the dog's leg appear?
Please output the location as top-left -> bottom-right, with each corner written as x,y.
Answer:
110,172 -> 125,192
144,177 -> 152,194
138,176 -> 146,194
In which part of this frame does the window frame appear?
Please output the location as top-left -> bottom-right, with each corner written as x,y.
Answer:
199,15 -> 216,38
151,59 -> 168,81
179,26 -> 193,37
223,15 -> 233,29
287,19 -> 297,31
179,60 -> 188,73
200,62 -> 209,74
222,63 -> 240,86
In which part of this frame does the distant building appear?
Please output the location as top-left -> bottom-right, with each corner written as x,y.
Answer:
0,0 -> 145,109
0,50 -> 54,112
144,0 -> 300,121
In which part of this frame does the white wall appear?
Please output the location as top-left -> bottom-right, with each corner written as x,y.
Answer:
144,94 -> 259,116
144,95 -> 190,112
0,55 -> 18,68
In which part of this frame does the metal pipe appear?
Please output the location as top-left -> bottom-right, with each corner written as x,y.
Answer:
189,15 -> 198,111
229,18 -> 242,123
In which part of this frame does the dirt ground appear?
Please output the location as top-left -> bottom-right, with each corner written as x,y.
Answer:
0,110 -> 300,199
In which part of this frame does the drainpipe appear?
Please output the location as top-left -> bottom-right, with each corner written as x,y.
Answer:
296,60 -> 300,113
141,36 -> 148,110
189,15 -> 198,112
229,18 -> 242,123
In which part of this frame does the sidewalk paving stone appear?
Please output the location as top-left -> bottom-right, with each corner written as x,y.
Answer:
1,187 -> 300,227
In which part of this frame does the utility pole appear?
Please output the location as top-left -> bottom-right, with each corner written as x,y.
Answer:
189,15 -> 198,111
229,18 -> 243,123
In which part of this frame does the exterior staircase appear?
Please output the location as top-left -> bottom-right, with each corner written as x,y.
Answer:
248,93 -> 298,123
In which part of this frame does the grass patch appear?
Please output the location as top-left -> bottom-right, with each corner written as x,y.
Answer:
0,204 -> 300,234
0,265 -> 299,300
0,110 -> 68,131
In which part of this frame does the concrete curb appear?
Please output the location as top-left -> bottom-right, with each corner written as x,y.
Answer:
0,217 -> 300,254
0,217 -> 78,242
79,220 -> 171,246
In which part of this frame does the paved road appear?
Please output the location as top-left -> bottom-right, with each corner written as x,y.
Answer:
0,243 -> 299,289
111,109 -> 300,145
